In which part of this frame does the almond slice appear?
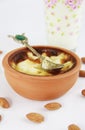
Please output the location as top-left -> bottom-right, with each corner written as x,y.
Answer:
44,102 -> 62,110
26,112 -> 44,123
68,124 -> 81,130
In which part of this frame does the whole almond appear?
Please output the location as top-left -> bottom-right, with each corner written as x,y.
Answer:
44,102 -> 62,110
0,97 -> 10,108
0,115 -> 2,121
79,70 -> 85,77
81,57 -> 85,64
81,89 -> 85,96
26,112 -> 44,123
0,50 -> 3,54
68,124 -> 81,130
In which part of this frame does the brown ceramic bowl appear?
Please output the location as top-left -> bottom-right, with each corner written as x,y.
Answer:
2,46 -> 81,100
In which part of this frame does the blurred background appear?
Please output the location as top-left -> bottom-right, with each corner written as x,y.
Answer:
0,0 -> 85,54
0,0 -> 46,50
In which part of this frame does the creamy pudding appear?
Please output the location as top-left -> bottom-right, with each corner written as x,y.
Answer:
9,47 -> 76,76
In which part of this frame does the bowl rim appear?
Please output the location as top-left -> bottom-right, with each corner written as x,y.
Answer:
2,46 -> 81,80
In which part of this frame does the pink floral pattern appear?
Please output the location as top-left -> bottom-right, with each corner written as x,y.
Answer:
44,0 -> 57,7
65,0 -> 83,9
44,0 -> 84,49
45,0 -> 83,9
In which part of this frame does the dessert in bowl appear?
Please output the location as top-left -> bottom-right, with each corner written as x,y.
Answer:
2,46 -> 81,100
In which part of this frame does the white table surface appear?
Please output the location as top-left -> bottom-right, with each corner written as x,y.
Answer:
0,0 -> 85,129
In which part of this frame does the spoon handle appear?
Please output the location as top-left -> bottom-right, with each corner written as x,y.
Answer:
8,34 -> 43,61
24,41 -> 42,60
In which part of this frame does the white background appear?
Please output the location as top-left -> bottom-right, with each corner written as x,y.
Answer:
0,0 -> 85,129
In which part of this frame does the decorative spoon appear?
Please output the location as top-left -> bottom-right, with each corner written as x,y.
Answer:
8,33 -> 64,71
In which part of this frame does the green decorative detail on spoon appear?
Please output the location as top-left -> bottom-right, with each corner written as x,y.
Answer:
15,34 -> 27,41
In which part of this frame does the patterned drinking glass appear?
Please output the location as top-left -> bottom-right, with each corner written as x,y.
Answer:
44,0 -> 84,51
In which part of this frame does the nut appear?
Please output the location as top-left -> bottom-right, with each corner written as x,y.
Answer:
0,97 -> 10,108
79,57 -> 85,77
26,112 -> 44,123
81,89 -> 85,96
68,124 -> 81,130
0,115 -> 2,121
79,70 -> 85,77
0,50 -> 3,54
81,57 -> 85,64
44,102 -> 62,110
